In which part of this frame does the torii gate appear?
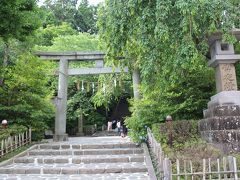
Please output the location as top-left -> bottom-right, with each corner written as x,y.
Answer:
36,52 -> 140,141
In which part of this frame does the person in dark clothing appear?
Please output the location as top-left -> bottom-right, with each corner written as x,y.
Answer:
121,122 -> 127,138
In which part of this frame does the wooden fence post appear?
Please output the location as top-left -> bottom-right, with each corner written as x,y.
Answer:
223,157 -> 227,180
163,158 -> 172,180
217,159 -> 221,180
176,159 -> 180,180
21,133 -> 25,145
29,128 -> 32,143
203,159 -> 206,180
15,135 -> 18,149
190,160 -> 193,180
1,140 -> 4,157
18,134 -> 21,146
26,130 -> 28,144
228,156 -> 238,180
208,158 -> 212,180
10,136 -> 13,151
4,138 -> 8,153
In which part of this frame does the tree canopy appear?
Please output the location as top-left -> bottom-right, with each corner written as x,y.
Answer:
0,0 -> 40,41
98,0 -> 240,141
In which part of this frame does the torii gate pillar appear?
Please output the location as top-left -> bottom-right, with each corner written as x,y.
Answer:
54,59 -> 69,141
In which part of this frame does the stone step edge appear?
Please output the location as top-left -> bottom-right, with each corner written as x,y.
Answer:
0,173 -> 150,180
0,166 -> 148,174
14,156 -> 145,164
37,143 -> 139,150
28,149 -> 144,156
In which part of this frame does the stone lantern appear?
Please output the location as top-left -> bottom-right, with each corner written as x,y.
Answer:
199,29 -> 240,152
1,119 -> 8,129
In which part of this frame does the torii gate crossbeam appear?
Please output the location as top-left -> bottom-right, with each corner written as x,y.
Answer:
36,52 -> 130,141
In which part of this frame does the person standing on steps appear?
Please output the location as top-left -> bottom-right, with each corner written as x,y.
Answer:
107,120 -> 112,131
122,123 -> 128,137
120,121 -> 127,138
116,120 -> 121,136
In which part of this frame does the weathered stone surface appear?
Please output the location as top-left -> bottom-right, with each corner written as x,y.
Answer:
199,116 -> 240,131
200,104 -> 240,152
130,156 -> 145,162
204,105 -> 240,118
14,158 -> 34,163
61,145 -> 70,149
39,145 -> 51,149
60,150 -> 72,155
52,145 -> 61,150
122,167 -> 147,173
55,158 -> 69,163
61,168 -> 79,174
72,145 -> 80,149
12,168 -> 26,174
73,151 -> 83,155
105,168 -> 122,173
72,158 -> 81,164
43,168 -> 61,174
25,168 -> 41,174
44,158 -> 54,164
0,168 -> 13,174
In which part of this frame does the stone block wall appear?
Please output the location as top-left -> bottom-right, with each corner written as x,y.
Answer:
199,105 -> 240,153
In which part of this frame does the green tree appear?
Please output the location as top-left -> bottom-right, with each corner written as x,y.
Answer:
74,0 -> 98,34
35,33 -> 100,52
0,0 -> 40,41
42,0 -> 77,25
0,0 -> 41,67
98,0 -> 239,142
0,52 -> 54,140
35,23 -> 78,46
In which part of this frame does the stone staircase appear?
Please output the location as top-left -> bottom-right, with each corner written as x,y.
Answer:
0,136 -> 152,180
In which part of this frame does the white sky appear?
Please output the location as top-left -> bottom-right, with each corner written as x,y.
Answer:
88,0 -> 104,6
38,0 -> 104,6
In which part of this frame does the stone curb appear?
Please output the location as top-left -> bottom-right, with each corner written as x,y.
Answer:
142,143 -> 157,180
0,144 -> 37,167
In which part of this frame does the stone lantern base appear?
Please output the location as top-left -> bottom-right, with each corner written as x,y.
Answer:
53,134 -> 68,142
199,91 -> 240,153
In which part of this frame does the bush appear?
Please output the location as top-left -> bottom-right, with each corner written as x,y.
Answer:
152,120 -> 222,162
0,124 -> 28,140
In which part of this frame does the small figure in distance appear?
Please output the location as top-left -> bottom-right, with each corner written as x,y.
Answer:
107,120 -> 112,131
120,121 -> 127,138
116,120 -> 121,136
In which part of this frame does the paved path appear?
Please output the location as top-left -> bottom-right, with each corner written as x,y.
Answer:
0,136 -> 151,180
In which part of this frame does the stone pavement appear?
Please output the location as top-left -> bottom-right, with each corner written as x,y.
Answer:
0,136 -> 153,180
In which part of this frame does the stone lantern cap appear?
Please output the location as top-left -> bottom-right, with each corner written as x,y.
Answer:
1,119 -> 7,125
207,29 -> 240,67
208,29 -> 240,46
166,115 -> 172,121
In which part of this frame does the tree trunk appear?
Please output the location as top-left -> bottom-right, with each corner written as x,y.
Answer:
132,67 -> 141,100
0,42 -> 9,86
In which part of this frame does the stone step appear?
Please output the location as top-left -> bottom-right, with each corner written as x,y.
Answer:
0,162 -> 147,174
37,143 -> 138,150
28,148 -> 143,156
14,154 -> 145,164
0,172 -> 150,180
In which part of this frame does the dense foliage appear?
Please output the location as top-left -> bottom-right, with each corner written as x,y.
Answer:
40,0 -> 98,33
0,0 -> 40,42
0,50 -> 54,140
98,0 -> 240,141
0,0 -> 55,140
